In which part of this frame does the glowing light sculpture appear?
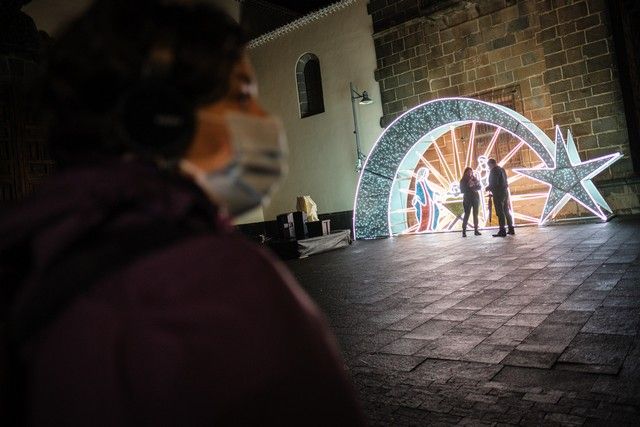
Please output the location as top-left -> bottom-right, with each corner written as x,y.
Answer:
513,126 -> 622,223
353,97 -> 622,239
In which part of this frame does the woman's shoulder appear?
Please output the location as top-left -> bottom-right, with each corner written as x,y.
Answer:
119,231 -> 316,312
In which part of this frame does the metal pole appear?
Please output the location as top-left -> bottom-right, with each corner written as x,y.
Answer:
350,82 -> 364,170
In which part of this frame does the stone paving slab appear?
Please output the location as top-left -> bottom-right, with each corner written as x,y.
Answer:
286,217 -> 640,425
556,333 -> 633,374
493,366 -> 599,391
582,307 -> 640,335
404,319 -> 459,340
502,349 -> 559,369
515,323 -> 582,354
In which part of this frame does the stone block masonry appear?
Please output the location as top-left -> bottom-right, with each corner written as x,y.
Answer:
369,0 -> 638,213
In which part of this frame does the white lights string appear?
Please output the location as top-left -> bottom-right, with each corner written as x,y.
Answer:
514,126 -> 621,222
353,97 -> 622,239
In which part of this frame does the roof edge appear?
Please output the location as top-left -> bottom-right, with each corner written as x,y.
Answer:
247,0 -> 358,49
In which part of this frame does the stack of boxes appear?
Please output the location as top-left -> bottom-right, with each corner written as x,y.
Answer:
276,212 -> 330,240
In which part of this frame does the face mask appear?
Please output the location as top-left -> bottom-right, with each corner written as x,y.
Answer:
188,111 -> 288,216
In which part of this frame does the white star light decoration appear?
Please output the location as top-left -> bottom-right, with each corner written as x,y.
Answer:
514,126 -> 622,224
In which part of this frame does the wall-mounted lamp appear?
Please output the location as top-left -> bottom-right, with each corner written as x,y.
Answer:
358,91 -> 373,105
350,82 -> 373,171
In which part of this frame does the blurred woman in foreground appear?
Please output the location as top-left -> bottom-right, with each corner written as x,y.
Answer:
0,1 -> 365,425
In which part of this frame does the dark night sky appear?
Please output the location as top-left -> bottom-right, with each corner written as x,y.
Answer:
241,1 -> 340,38
266,0 -> 338,15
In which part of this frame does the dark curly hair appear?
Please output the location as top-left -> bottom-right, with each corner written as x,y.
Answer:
43,0 -> 247,164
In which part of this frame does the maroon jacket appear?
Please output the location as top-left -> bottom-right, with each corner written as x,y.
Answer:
1,159 -> 365,426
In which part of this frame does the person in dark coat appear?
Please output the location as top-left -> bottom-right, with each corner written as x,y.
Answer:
0,1 -> 366,426
459,167 -> 482,237
486,158 -> 515,237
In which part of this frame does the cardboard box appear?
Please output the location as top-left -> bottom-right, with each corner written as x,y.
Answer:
307,219 -> 331,237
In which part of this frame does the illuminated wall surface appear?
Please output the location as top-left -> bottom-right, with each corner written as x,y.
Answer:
353,97 -> 621,239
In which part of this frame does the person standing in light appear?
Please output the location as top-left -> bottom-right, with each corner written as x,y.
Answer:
486,158 -> 515,237
459,167 -> 482,237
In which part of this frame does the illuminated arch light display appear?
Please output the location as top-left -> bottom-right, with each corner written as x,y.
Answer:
353,97 -> 622,239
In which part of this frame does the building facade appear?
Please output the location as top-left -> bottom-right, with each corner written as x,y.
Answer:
3,0 -> 638,235
244,0 -> 639,238
244,0 -> 384,229
367,0 -> 639,217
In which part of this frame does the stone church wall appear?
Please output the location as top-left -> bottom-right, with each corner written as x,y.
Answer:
368,0 -> 639,212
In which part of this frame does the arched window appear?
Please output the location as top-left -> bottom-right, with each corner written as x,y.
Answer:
296,53 -> 325,118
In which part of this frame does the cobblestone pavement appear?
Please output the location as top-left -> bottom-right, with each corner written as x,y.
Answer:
286,217 -> 640,426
